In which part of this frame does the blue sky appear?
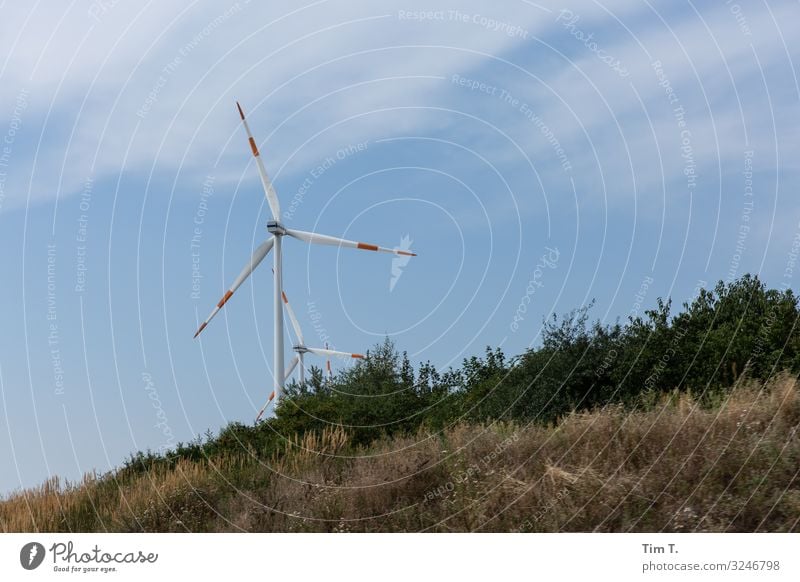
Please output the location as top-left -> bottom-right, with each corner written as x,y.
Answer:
1,0 -> 798,495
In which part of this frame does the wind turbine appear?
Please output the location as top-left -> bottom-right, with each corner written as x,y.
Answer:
193,102 -> 416,420
254,286 -> 364,421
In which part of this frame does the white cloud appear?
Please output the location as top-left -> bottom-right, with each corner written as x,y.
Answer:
0,0 -> 561,210
483,0 -> 800,205
1,0 -> 796,226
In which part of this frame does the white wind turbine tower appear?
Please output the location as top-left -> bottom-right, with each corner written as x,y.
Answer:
194,102 -> 416,420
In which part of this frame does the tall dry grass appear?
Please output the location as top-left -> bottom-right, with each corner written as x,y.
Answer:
2,375 -> 798,532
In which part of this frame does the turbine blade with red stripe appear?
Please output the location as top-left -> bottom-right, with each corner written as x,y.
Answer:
325,342 -> 332,380
193,239 -> 274,338
255,390 -> 275,422
255,354 -> 299,422
281,289 -> 304,345
285,228 -> 416,257
306,346 -> 365,359
236,102 -> 281,220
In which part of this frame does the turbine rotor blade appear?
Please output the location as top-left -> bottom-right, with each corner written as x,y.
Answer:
285,228 -> 416,257
255,390 -> 276,422
269,267 -> 304,344
325,342 -> 332,380
255,354 -> 299,422
284,354 -> 300,381
236,102 -> 281,220
281,289 -> 304,345
306,346 -> 365,359
193,239 -> 274,338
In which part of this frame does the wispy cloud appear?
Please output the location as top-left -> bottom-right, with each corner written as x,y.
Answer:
0,1 -> 558,210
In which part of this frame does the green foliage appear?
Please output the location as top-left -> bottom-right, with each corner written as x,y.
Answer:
123,274 -> 800,472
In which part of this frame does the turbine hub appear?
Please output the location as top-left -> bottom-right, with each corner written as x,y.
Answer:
292,344 -> 309,353
267,220 -> 286,235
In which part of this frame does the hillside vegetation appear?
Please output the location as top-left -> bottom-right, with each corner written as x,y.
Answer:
2,275 -> 799,532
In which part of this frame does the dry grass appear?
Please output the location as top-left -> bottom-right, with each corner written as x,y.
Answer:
2,375 -> 799,532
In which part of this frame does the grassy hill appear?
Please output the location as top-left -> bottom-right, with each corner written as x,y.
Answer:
2,274 -> 800,532
1,375 -> 798,532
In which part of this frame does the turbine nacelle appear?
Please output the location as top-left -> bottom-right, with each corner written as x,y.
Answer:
267,220 -> 286,236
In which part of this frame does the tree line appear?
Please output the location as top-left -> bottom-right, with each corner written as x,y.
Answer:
123,274 -> 800,474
